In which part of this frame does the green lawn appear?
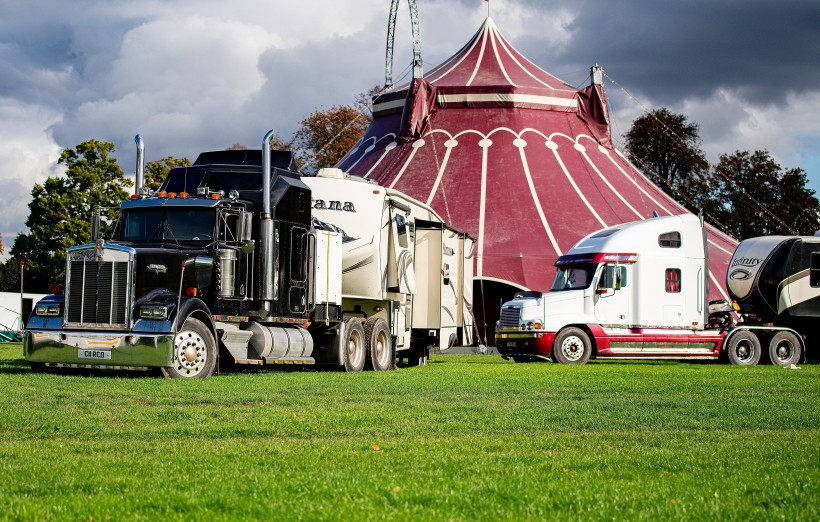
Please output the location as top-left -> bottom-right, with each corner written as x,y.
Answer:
0,343 -> 818,521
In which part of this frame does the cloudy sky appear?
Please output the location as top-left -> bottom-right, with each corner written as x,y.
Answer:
1,0 -> 819,251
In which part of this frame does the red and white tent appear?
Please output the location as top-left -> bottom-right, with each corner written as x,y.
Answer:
337,17 -> 737,340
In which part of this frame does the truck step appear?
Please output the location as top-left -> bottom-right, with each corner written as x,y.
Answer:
217,322 -> 254,361
263,356 -> 316,366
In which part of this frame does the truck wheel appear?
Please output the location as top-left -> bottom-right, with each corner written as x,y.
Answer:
768,331 -> 802,367
364,317 -> 394,371
162,317 -> 217,378
342,318 -> 366,372
725,331 -> 761,366
553,327 -> 592,364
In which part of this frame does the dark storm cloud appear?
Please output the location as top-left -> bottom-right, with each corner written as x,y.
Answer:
514,0 -> 820,105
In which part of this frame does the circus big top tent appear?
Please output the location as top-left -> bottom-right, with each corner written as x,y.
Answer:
337,17 -> 738,343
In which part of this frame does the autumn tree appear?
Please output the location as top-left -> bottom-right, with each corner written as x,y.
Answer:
7,140 -> 132,292
144,156 -> 191,192
709,150 -> 820,238
292,105 -> 370,173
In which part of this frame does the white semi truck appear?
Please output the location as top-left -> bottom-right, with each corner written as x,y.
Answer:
24,132 -> 474,377
495,213 -> 812,366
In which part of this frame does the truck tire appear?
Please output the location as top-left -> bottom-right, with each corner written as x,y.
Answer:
768,331 -> 802,367
364,317 -> 394,371
553,327 -> 592,364
342,318 -> 366,372
725,331 -> 761,366
162,317 -> 217,378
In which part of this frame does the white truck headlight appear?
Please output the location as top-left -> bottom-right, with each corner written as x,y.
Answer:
139,306 -> 169,320
35,304 -> 60,317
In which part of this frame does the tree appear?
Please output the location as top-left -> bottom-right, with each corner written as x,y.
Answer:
8,140 -> 132,292
293,104 -> 371,173
624,108 -> 710,206
144,156 -> 191,192
710,150 -> 820,238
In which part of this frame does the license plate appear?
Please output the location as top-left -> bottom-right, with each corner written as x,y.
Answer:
78,349 -> 112,360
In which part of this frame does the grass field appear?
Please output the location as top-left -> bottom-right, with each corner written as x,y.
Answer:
0,343 -> 818,521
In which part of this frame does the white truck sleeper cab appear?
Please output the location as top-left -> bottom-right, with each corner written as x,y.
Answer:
495,214 -> 807,365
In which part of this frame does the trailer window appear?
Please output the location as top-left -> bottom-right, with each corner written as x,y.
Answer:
665,268 -> 681,293
659,231 -> 681,248
811,252 -> 820,287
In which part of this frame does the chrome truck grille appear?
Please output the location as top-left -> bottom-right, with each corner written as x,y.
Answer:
64,244 -> 134,329
499,306 -> 521,328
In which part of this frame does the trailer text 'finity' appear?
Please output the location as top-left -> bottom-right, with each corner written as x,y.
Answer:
496,214 -> 816,365
24,132 -> 474,377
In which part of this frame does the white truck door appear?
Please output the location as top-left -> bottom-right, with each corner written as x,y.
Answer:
593,264 -> 631,326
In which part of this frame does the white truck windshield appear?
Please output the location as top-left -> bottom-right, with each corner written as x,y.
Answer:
122,208 -> 216,242
551,264 -> 597,291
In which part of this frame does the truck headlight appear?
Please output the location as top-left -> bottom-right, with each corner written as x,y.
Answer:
139,306 -> 169,320
35,304 -> 60,317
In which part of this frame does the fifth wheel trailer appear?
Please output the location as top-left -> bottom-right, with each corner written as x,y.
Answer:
495,214 -> 811,365
23,132 -> 474,377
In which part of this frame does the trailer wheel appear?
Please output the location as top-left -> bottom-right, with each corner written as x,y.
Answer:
162,317 -> 217,378
768,331 -> 802,367
553,327 -> 592,365
342,318 -> 366,372
725,331 -> 761,366
364,317 -> 394,371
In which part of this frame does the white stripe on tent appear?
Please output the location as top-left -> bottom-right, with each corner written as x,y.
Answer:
388,140 -> 424,188
518,143 -> 563,256
549,141 -> 607,228
372,98 -> 407,113
607,147 -> 673,215
709,270 -> 731,300
437,93 -> 578,108
425,143 -> 455,206
477,139 -> 490,277
429,23 -> 486,84
363,137 -> 397,179
579,147 -> 644,219
466,25 -> 490,87
488,23 -> 516,87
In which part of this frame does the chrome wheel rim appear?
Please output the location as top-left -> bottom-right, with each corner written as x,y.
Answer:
734,340 -> 753,362
174,330 -> 207,377
375,329 -> 390,368
348,328 -> 364,368
561,335 -> 585,362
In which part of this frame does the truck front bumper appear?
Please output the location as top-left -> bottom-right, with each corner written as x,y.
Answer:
24,330 -> 175,369
495,331 -> 556,358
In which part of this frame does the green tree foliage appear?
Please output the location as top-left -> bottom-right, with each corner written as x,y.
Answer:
710,150 -> 820,238
144,156 -> 190,192
7,140 -> 132,292
624,107 -> 710,207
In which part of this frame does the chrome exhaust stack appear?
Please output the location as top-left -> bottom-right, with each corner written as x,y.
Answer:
259,130 -> 277,307
134,134 -> 144,195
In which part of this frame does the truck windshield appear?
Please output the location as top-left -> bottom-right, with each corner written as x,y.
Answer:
121,208 -> 216,242
551,264 -> 597,291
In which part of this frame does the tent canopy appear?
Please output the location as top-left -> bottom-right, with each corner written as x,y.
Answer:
338,17 -> 737,303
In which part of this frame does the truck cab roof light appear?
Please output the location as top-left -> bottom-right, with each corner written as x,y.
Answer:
167,192 -> 177,198
179,191 -> 188,199
130,194 -> 139,199
210,193 -> 221,200
157,191 -> 167,198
